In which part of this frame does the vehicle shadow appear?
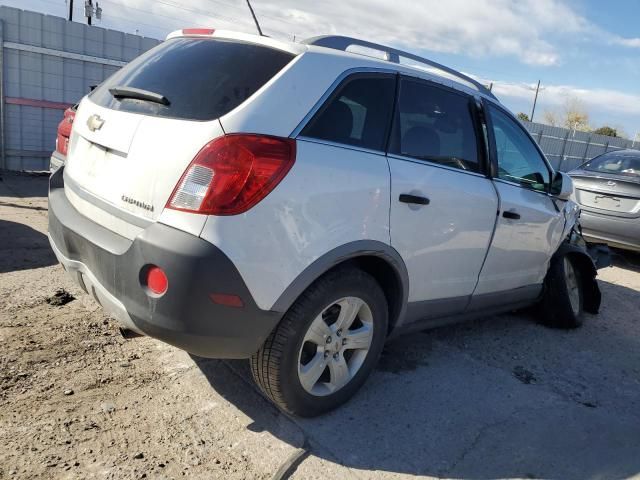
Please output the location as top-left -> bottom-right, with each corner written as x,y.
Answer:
0,219 -> 57,273
0,171 -> 50,199
191,278 -> 640,479
611,248 -> 640,273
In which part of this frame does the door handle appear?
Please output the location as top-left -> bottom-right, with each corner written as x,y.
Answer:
399,194 -> 430,205
502,210 -> 521,220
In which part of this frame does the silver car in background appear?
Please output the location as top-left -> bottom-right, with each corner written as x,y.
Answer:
569,149 -> 640,252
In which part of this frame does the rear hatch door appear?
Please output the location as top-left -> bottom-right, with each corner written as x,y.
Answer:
64,36 -> 295,228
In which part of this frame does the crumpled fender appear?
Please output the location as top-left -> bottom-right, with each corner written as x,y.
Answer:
550,227 -> 602,314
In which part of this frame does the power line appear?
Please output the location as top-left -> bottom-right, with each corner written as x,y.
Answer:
99,0 -> 213,32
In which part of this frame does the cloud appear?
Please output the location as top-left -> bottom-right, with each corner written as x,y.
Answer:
611,36 -> 640,48
249,0 -> 590,66
16,0 -> 640,66
84,0 -> 592,66
484,79 -> 640,117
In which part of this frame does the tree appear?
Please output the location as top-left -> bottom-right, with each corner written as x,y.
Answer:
516,112 -> 530,122
562,97 -> 590,131
592,126 -> 618,137
542,97 -> 591,131
542,110 -> 560,127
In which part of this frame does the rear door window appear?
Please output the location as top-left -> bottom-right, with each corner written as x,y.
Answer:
90,38 -> 295,121
389,77 -> 480,172
301,75 -> 396,152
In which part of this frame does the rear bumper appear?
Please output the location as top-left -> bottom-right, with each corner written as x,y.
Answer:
48,168 -> 282,358
580,209 -> 640,252
50,151 -> 65,173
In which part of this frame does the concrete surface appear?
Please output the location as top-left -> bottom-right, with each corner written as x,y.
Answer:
1,171 -> 639,479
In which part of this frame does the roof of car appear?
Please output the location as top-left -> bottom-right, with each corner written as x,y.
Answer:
167,29 -> 498,104
601,149 -> 640,157
302,35 -> 497,100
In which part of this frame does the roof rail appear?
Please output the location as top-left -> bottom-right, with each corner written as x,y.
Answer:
302,35 -> 497,100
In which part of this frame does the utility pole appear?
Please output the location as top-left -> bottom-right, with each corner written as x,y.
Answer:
245,0 -> 263,36
85,0 -> 93,25
530,79 -> 541,122
68,0 -> 74,21
84,0 -> 101,25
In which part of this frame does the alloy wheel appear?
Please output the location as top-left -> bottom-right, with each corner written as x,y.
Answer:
297,297 -> 374,396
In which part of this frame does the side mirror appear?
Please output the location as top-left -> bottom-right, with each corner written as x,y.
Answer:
550,171 -> 573,200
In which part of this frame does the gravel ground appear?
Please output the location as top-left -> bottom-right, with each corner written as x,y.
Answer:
1,171 -> 639,480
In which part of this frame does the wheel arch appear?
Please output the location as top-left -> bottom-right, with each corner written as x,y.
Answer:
271,241 -> 409,335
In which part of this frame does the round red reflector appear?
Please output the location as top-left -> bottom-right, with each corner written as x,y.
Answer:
146,266 -> 168,295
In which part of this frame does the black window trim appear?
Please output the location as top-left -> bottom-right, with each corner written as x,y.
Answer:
387,75 -> 490,177
295,70 -> 398,153
483,98 -> 555,195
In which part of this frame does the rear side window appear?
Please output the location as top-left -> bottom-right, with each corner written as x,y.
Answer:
301,75 -> 395,151
90,38 -> 294,121
389,78 -> 480,172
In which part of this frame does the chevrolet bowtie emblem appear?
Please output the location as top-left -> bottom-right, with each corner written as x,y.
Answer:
87,114 -> 105,132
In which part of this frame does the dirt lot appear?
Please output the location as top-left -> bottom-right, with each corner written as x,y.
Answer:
1,171 -> 640,480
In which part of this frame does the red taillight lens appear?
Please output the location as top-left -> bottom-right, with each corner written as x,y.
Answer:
182,28 -> 215,36
146,266 -> 168,295
55,108 -> 75,156
56,134 -> 69,156
167,134 -> 296,215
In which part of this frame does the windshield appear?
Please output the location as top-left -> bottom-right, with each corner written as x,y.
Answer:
581,152 -> 640,177
90,38 -> 294,121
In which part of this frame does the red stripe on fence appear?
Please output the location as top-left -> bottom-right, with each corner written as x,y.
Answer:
5,97 -> 73,110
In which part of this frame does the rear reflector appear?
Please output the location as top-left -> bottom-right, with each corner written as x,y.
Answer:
209,293 -> 244,308
146,266 -> 168,295
167,134 -> 296,215
182,28 -> 215,36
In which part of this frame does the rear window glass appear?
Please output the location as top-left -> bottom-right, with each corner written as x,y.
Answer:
90,38 -> 294,121
301,75 -> 396,151
582,153 -> 640,177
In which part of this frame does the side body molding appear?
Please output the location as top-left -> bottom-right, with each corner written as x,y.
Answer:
271,240 -> 410,329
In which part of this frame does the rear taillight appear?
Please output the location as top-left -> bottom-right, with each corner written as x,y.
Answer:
55,108 -> 75,156
167,134 -> 296,215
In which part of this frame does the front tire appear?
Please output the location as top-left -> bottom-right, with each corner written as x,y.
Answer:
539,254 -> 584,328
251,268 -> 388,417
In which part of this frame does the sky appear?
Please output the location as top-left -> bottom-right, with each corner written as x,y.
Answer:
7,0 -> 640,139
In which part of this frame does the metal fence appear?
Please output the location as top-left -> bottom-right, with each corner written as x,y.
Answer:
0,6 -> 159,171
521,121 -> 638,172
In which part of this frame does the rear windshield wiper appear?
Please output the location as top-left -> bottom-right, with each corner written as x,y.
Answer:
109,86 -> 170,106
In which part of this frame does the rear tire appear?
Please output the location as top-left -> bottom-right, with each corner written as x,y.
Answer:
251,268 -> 388,417
539,254 -> 584,329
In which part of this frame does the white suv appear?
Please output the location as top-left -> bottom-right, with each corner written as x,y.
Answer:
48,29 -> 602,416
